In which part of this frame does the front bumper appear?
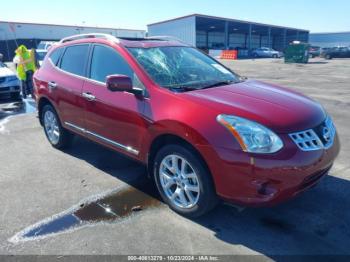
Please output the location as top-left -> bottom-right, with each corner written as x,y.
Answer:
198,132 -> 340,207
0,78 -> 21,94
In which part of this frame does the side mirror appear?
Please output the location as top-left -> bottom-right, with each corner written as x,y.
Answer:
106,74 -> 143,96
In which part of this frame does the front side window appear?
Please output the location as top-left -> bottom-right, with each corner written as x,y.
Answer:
128,46 -> 241,90
90,45 -> 134,83
60,45 -> 89,77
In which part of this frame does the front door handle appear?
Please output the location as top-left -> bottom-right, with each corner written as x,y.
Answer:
82,92 -> 96,101
48,81 -> 57,89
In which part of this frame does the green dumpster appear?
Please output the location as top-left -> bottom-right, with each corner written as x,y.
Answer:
284,41 -> 310,64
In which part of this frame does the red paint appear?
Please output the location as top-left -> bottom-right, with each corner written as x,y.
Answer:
34,37 -> 340,206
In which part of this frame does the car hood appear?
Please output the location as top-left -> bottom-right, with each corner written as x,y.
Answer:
183,79 -> 325,133
0,67 -> 16,78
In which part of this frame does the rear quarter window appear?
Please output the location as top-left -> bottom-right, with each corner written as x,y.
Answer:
48,48 -> 63,66
60,45 -> 89,77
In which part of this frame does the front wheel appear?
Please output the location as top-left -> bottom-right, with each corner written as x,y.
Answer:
153,144 -> 218,217
42,104 -> 73,149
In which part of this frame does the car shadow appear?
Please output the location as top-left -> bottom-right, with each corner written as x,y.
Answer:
194,174 -> 350,258
63,136 -> 350,258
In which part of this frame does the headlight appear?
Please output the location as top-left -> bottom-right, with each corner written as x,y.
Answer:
217,114 -> 283,153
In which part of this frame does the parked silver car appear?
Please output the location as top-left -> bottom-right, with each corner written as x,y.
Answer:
252,47 -> 282,58
0,62 -> 21,99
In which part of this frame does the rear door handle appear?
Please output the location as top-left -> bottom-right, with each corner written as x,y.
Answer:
48,81 -> 57,89
82,92 -> 96,101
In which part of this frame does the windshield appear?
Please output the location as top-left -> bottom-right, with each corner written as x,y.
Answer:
128,46 -> 241,90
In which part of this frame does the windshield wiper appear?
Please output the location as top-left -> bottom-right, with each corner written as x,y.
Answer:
167,79 -> 238,92
169,86 -> 198,92
201,80 -> 236,89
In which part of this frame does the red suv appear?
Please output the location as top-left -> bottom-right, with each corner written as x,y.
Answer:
34,34 -> 340,217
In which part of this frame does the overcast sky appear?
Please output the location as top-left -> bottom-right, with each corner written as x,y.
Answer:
1,0 -> 349,33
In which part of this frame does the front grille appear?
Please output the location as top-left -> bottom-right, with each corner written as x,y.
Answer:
313,117 -> 336,149
289,117 -> 336,151
289,129 -> 322,151
0,87 -> 10,91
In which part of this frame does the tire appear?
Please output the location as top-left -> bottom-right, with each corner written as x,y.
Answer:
41,104 -> 73,149
325,54 -> 332,60
153,144 -> 218,217
272,54 -> 278,58
253,53 -> 258,58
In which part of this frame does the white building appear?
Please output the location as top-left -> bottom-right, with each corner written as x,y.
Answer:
0,20 -> 146,61
148,14 -> 309,53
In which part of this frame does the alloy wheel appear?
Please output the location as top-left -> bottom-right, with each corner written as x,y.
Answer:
159,154 -> 200,209
44,110 -> 60,145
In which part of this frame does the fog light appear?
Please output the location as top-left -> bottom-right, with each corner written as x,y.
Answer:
253,180 -> 278,197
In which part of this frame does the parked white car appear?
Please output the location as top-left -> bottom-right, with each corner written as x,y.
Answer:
37,41 -> 57,51
252,47 -> 282,58
0,62 -> 21,99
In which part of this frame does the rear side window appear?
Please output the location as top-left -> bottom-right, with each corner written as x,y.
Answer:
90,45 -> 134,83
60,45 -> 89,77
49,48 -> 63,66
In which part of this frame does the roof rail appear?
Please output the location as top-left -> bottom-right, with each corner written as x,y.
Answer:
59,33 -> 119,44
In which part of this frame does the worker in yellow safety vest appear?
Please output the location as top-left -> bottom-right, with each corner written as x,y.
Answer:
13,45 -> 37,99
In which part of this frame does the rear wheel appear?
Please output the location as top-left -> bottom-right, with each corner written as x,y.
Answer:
272,54 -> 278,58
325,54 -> 332,60
153,144 -> 218,217
42,104 -> 73,149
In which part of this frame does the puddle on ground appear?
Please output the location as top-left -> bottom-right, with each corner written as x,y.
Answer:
0,98 -> 36,118
9,182 -> 162,243
0,98 -> 37,133
0,117 -> 10,134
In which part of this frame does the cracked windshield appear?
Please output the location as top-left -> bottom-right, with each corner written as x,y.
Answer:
128,46 -> 241,90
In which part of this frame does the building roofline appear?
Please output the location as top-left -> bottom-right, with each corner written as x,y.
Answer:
310,31 -> 350,35
0,20 -> 145,32
147,13 -> 309,32
147,14 -> 197,26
